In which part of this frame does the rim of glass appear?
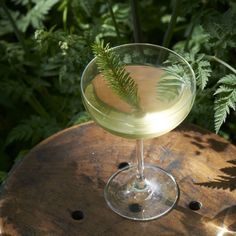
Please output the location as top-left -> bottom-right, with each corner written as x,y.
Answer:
81,43 -> 196,119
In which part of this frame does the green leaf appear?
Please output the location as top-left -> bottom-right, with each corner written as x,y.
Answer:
0,9 -> 21,36
23,0 -> 60,30
214,74 -> 236,133
14,149 -> 29,163
196,60 -> 212,90
6,116 -> 61,146
218,74 -> 236,86
0,171 -> 7,183
92,41 -> 140,111
67,112 -> 91,126
179,52 -> 212,90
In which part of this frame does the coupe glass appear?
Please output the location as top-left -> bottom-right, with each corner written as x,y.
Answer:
81,43 -> 196,220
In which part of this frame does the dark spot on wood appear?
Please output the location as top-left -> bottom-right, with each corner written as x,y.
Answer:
191,141 -> 205,150
118,162 -> 129,169
71,210 -> 84,220
189,201 -> 202,211
207,138 -> 228,152
129,203 -> 142,212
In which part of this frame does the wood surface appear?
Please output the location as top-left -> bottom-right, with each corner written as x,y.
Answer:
0,122 -> 236,236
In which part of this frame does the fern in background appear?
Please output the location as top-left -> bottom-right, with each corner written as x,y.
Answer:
0,0 -> 60,34
214,74 -> 236,133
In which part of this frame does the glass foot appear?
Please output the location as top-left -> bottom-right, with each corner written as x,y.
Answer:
104,164 -> 179,221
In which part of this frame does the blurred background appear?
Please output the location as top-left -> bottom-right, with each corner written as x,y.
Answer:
0,0 -> 235,182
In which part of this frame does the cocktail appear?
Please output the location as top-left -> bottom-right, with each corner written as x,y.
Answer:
81,43 -> 196,220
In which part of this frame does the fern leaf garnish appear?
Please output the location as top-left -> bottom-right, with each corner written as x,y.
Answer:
214,74 -> 236,133
92,41 -> 140,111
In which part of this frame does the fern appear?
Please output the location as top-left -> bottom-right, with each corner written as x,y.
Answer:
20,0 -> 60,31
196,59 -> 211,90
203,7 -> 236,51
0,8 -> 20,36
214,74 -> 236,133
92,41 -> 140,111
0,0 -> 60,34
6,116 -> 61,146
181,53 -> 212,90
12,0 -> 33,5
96,3 -> 130,40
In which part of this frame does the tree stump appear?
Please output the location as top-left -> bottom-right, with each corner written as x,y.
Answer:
0,122 -> 236,235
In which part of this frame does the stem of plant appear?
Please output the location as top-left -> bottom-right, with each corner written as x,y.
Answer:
0,0 -> 28,54
107,0 -> 121,40
130,0 -> 142,43
27,96 -> 49,118
207,55 -> 236,74
162,0 -> 181,48
136,139 -> 145,184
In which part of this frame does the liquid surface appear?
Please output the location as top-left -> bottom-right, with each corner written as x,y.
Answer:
84,65 -> 193,139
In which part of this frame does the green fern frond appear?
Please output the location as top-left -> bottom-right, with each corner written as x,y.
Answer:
13,0 -> 60,32
218,74 -> 236,85
6,116 -> 61,146
196,60 -> 211,90
12,0 -> 31,5
92,41 -> 140,111
177,52 -> 211,90
214,74 -> 236,133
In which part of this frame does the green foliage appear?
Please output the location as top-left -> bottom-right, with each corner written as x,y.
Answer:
92,42 -> 140,110
183,53 -> 212,90
173,2 -> 236,134
67,111 -> 91,126
0,171 -> 7,183
6,115 -> 61,145
22,0 -> 60,31
214,74 -> 236,133
0,0 -> 60,35
0,0 -> 236,179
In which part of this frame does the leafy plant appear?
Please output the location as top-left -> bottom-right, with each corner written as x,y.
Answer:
0,0 -> 60,35
214,74 -> 236,133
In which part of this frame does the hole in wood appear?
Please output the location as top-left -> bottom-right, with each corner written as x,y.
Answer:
129,203 -> 142,213
71,210 -> 84,220
118,162 -> 129,169
189,201 -> 202,211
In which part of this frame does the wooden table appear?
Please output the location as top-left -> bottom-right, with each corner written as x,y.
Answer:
0,122 -> 236,235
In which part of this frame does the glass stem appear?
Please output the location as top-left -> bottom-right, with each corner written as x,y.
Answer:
136,139 -> 145,182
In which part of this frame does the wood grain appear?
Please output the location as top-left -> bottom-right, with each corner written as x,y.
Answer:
0,122 -> 236,236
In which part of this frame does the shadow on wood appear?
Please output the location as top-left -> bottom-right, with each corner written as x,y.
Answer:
196,159 -> 236,191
